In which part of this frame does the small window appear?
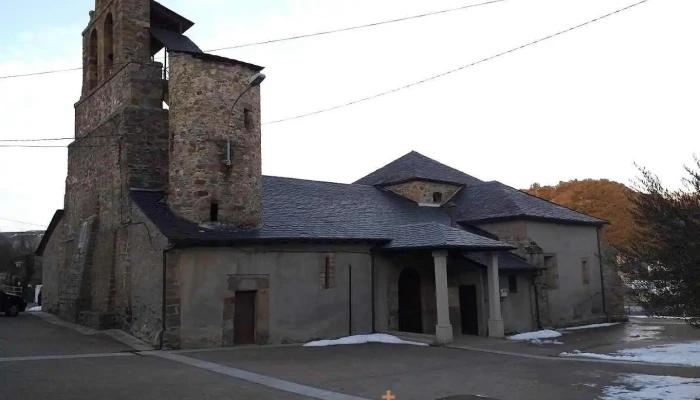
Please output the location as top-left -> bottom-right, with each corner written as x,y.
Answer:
432,192 -> 442,203
210,202 -> 219,222
244,109 -> 253,130
321,254 -> 335,289
581,258 -> 590,285
544,254 -> 559,289
508,274 -> 518,293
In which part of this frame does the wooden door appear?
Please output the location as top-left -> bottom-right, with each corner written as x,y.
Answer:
234,291 -> 256,344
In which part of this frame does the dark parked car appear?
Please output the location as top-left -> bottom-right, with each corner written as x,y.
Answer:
0,288 -> 27,317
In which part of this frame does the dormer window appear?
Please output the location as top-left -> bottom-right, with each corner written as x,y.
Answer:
432,192 -> 443,203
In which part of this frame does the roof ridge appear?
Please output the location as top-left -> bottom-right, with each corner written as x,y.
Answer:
263,174 -> 373,187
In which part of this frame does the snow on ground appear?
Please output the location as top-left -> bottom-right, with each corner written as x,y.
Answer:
27,306 -> 42,311
559,322 -> 620,331
561,341 -> 700,367
529,339 -> 563,345
631,315 -> 690,320
601,374 -> 700,400
507,330 -> 562,342
303,334 -> 428,347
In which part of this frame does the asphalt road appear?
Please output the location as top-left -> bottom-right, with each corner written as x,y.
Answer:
1,313 -> 699,400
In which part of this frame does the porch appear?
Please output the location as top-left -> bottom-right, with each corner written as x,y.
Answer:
374,249 -> 539,344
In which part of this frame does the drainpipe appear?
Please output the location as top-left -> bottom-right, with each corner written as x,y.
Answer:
596,227 -> 608,321
371,253 -> 375,333
349,264 -> 353,336
159,249 -> 168,350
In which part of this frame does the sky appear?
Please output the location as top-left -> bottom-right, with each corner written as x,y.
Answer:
0,0 -> 698,232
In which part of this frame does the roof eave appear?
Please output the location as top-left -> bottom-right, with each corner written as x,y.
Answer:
378,244 -> 515,252
168,236 -> 392,248
460,215 -> 607,227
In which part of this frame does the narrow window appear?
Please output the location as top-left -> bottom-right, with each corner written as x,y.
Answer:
544,254 -> 559,289
210,202 -> 219,222
321,254 -> 335,289
432,192 -> 442,203
581,258 -> 590,285
87,29 -> 98,90
103,13 -> 114,80
508,274 -> 518,293
244,109 -> 253,131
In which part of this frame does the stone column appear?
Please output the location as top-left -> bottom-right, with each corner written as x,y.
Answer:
432,250 -> 453,344
487,252 -> 505,337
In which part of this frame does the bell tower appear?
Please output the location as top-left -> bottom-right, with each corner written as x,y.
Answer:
59,0 -> 194,327
80,0 -> 154,98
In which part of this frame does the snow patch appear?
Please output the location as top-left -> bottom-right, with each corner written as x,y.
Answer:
560,322 -> 620,331
530,339 -> 564,345
507,330 -> 562,342
602,374 -> 700,400
561,341 -> 700,367
303,334 -> 428,347
27,306 -> 42,312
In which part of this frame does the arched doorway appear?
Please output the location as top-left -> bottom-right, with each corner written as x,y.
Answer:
398,267 -> 422,333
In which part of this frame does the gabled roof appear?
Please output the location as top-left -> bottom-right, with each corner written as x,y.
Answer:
354,151 -> 482,187
454,181 -> 607,226
381,223 -> 513,251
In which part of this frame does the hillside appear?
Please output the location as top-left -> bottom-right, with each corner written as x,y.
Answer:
526,179 -> 634,248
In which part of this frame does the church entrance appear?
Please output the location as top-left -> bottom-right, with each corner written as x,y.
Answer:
398,267 -> 423,333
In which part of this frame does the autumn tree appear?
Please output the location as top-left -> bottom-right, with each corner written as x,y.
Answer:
618,159 -> 700,326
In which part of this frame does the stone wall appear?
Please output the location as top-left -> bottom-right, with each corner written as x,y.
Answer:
118,202 -> 168,345
40,221 -> 64,315
601,244 -> 628,321
385,180 -> 462,205
167,52 -> 263,228
75,62 -> 163,137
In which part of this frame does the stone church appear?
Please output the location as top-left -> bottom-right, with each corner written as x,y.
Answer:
37,0 -> 626,348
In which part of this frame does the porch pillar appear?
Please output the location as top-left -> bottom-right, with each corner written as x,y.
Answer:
487,252 -> 505,337
432,250 -> 453,344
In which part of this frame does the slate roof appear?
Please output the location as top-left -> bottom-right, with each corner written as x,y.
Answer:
381,223 -> 513,251
464,251 -> 543,271
453,181 -> 607,226
354,151 -> 482,186
131,176 -> 514,250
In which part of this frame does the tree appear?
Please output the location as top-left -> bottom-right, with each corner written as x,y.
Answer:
526,179 -> 635,248
617,158 -> 700,326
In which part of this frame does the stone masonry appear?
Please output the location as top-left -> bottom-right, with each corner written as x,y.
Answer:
385,180 -> 462,205
167,51 -> 264,228
53,0 -> 169,335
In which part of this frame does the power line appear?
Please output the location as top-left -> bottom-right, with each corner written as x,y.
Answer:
0,0 -> 650,145
264,0 -> 650,125
206,0 -> 505,52
0,134 -> 118,142
0,0 -> 504,81
0,217 -> 47,228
